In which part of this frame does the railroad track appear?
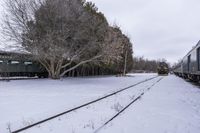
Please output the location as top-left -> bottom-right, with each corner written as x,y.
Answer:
11,76 -> 159,133
94,77 -> 163,133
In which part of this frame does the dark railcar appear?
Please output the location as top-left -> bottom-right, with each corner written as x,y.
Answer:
157,62 -> 169,75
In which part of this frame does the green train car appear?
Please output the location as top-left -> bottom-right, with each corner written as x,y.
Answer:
0,51 -> 47,78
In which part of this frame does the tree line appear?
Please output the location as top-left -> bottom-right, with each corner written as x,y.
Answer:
132,57 -> 160,73
3,0 -> 133,79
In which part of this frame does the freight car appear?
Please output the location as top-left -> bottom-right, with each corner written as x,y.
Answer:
0,51 -> 47,78
174,41 -> 200,81
157,62 -> 169,75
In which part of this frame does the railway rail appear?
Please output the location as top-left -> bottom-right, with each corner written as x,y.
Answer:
11,76 -> 159,133
94,77 -> 163,133
0,77 -> 39,81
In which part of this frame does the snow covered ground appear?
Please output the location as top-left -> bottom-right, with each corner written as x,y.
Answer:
1,74 -> 200,133
0,74 -> 155,133
100,75 -> 200,133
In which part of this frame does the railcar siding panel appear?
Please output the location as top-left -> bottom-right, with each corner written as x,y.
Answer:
0,51 -> 47,77
197,47 -> 200,71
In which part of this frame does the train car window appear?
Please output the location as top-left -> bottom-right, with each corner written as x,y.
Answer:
197,47 -> 200,71
0,60 -> 3,64
11,61 -> 20,64
188,55 -> 191,71
24,61 -> 33,65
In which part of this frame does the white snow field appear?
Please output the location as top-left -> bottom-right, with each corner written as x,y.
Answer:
0,74 -> 155,133
99,75 -> 200,133
1,74 -> 200,133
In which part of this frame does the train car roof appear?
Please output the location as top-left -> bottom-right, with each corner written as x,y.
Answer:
0,50 -> 31,55
0,50 -> 33,60
182,40 -> 200,60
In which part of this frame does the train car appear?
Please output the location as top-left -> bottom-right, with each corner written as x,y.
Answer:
173,62 -> 183,77
157,62 -> 169,75
174,40 -> 200,81
0,51 -> 48,78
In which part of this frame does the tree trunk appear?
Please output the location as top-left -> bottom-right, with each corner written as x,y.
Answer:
49,71 -> 60,79
123,51 -> 128,76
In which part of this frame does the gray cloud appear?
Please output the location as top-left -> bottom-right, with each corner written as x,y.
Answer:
90,0 -> 200,63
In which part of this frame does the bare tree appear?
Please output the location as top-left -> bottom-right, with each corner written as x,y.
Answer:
3,0 -> 111,79
101,26 -> 133,75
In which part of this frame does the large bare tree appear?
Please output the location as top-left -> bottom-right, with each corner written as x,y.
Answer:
3,0 -> 111,79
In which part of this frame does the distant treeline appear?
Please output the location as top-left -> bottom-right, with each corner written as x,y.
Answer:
132,57 -> 158,73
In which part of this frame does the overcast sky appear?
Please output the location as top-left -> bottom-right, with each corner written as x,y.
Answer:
89,0 -> 200,64
0,0 -> 200,64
